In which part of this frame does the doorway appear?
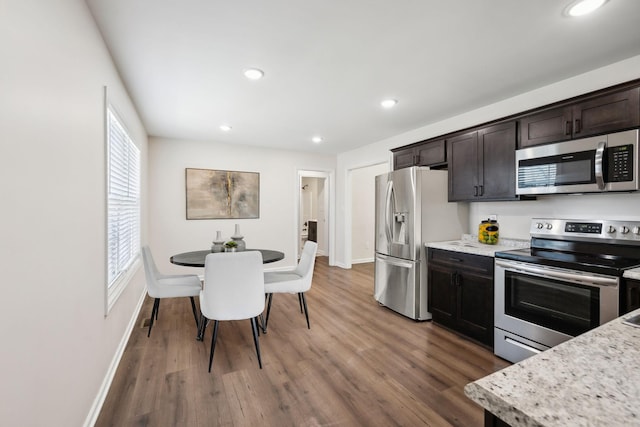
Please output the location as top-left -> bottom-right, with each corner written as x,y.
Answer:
297,170 -> 332,261
348,162 -> 389,266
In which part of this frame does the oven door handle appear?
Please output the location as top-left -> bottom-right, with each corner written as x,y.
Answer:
495,259 -> 619,288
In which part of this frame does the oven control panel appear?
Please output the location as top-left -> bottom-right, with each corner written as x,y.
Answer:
531,218 -> 640,243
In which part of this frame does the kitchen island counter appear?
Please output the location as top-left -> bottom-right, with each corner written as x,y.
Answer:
464,308 -> 640,427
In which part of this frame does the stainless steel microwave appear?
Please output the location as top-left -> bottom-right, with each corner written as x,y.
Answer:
516,129 -> 638,195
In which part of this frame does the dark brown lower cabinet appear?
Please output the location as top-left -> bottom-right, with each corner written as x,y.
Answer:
485,411 -> 512,427
427,248 -> 494,347
625,279 -> 640,314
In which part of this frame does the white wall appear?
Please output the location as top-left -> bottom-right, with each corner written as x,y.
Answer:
0,1 -> 148,426
351,163 -> 389,263
148,138 -> 336,274
335,55 -> 640,266
470,192 -> 640,240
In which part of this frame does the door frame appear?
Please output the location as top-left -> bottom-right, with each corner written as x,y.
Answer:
296,169 -> 334,264
345,161 -> 389,268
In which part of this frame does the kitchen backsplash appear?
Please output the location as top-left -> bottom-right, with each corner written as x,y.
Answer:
469,191 -> 640,240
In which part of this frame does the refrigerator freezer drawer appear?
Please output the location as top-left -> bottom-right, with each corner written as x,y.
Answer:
374,254 -> 428,320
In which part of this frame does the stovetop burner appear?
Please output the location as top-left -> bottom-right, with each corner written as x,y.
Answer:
496,247 -> 640,276
495,218 -> 640,277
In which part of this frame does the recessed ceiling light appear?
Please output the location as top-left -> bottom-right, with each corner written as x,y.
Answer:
219,125 -> 232,132
566,0 -> 607,17
381,99 -> 398,109
312,136 -> 323,144
244,68 -> 264,80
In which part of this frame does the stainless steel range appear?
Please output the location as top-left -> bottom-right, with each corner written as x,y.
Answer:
494,218 -> 640,363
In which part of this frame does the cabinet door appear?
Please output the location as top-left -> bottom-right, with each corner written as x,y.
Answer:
416,139 -> 446,166
447,131 -> 478,201
427,263 -> 456,328
519,106 -> 572,148
478,121 -> 517,200
572,88 -> 640,139
393,147 -> 416,170
456,271 -> 494,346
625,279 -> 640,315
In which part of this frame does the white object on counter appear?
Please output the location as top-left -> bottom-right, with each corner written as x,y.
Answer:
624,266 -> 640,281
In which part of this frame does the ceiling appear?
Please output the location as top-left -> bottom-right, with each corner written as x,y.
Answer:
86,0 -> 640,155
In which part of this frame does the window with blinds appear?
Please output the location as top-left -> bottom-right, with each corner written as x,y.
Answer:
106,106 -> 141,306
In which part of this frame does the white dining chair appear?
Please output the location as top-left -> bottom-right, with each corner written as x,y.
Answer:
200,251 -> 266,372
141,246 -> 202,337
263,240 -> 318,332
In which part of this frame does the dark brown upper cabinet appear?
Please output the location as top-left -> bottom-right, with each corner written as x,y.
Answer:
519,87 -> 640,148
392,139 -> 446,170
448,121 -> 518,202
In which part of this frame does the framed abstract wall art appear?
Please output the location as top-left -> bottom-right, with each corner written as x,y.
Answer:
185,168 -> 260,219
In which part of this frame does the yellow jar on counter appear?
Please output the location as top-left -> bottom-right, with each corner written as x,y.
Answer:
478,219 -> 499,245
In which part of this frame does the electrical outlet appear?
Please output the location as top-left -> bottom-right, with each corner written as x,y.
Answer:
489,214 -> 498,221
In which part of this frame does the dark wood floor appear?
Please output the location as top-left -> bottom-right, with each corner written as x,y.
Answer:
96,257 -> 510,426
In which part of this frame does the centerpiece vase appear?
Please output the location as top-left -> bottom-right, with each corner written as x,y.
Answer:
231,224 -> 246,251
211,230 -> 225,253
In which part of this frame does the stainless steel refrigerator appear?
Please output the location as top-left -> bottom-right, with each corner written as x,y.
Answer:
374,167 -> 468,320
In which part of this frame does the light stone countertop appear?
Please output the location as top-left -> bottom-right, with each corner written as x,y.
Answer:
426,234 -> 530,257
624,267 -> 640,280
464,309 -> 640,427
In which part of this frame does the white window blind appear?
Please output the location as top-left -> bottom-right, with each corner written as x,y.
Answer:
107,107 -> 141,290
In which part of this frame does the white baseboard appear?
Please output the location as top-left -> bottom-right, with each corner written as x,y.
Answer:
83,289 -> 146,427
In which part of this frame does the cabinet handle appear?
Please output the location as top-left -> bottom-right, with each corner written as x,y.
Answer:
415,154 -> 420,164
565,121 -> 572,135
448,257 -> 463,263
474,185 -> 478,196
574,118 -> 581,134
479,185 -> 484,196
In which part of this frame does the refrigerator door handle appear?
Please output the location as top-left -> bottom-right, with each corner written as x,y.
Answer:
384,180 -> 394,245
376,253 -> 415,269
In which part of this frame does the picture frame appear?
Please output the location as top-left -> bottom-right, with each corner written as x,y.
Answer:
185,168 -> 260,219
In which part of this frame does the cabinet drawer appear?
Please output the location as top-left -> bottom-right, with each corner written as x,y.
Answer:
428,248 -> 493,274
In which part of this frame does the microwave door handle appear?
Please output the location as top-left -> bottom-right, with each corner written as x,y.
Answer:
595,140 -> 606,190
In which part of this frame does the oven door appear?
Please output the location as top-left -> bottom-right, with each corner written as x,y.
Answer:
494,259 -> 619,362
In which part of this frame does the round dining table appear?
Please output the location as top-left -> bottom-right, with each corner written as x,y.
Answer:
170,248 -> 284,267
170,248 -> 284,341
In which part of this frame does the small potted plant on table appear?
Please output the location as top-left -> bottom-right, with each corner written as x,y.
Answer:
224,241 -> 238,252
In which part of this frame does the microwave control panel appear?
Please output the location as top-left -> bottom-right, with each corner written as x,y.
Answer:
606,144 -> 633,182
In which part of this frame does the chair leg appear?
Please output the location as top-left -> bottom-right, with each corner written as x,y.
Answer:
300,293 -> 310,329
147,298 -> 160,337
197,314 -> 207,341
298,293 -> 304,313
189,297 -> 199,328
208,320 -> 219,373
250,317 -> 263,369
264,293 -> 273,332
258,314 -> 266,334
